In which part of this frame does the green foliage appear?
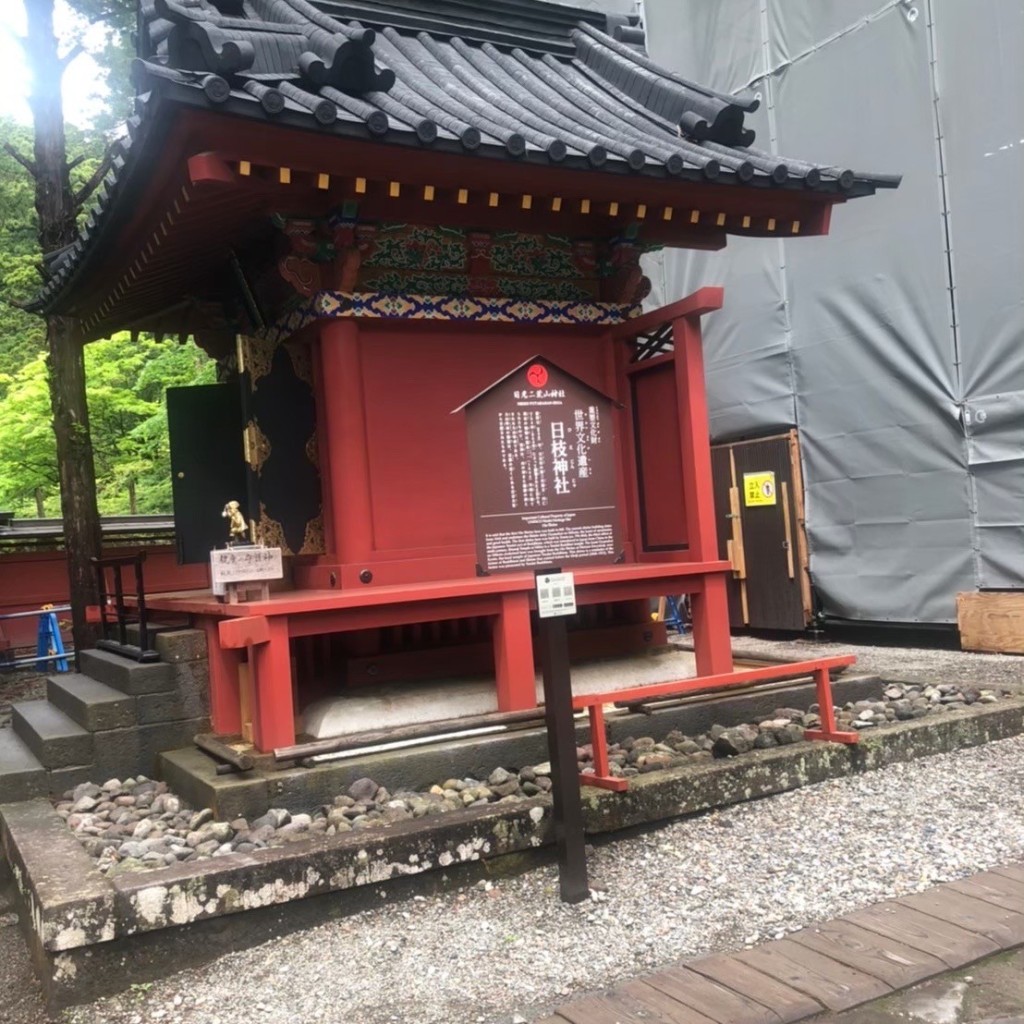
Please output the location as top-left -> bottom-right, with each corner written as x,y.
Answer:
0,3 -> 205,522
0,115 -> 111,395
0,118 -> 46,390
0,335 -> 215,517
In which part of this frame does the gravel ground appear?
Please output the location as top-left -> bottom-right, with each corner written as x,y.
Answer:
3,641 -> 1023,1023
0,734 -> 1020,1024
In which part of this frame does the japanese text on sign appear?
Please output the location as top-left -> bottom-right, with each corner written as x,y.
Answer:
743,472 -> 777,507
210,547 -> 284,586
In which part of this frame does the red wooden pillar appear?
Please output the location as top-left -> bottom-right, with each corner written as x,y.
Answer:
204,618 -> 242,735
672,312 -> 733,676
318,319 -> 374,565
250,617 -> 295,751
493,591 -> 537,710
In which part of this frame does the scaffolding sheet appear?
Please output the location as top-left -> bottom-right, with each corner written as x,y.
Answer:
643,0 -> 1023,623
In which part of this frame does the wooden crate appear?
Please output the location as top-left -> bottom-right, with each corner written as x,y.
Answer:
957,592 -> 1024,654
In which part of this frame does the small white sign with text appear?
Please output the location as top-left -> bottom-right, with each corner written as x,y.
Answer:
536,572 -> 577,619
210,547 -> 283,595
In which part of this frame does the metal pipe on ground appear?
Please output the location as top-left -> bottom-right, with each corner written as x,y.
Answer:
274,707 -> 548,763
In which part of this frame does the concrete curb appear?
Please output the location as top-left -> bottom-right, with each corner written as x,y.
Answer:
3,696 -> 1024,1011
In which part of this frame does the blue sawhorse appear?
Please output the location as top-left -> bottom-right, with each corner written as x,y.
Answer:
37,610 -> 69,672
663,596 -> 688,634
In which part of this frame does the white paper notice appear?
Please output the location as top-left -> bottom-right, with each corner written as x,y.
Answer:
536,572 -> 577,619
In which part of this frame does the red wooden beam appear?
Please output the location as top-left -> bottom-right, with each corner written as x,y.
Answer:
219,615 -> 271,648
608,287 -> 725,340
187,152 -> 236,187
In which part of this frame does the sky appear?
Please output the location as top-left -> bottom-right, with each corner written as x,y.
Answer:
0,2 -> 111,127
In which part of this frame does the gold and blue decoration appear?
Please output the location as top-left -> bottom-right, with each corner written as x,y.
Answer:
260,291 -> 641,344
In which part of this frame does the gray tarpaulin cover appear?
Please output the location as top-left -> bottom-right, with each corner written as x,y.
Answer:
642,0 -> 1024,623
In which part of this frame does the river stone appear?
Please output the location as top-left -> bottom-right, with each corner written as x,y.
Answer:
207,822 -> 233,843
777,724 -> 806,745
347,778 -> 379,803
486,767 -> 512,787
713,725 -> 758,757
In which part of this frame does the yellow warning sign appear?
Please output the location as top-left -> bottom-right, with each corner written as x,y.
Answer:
743,471 -> 777,507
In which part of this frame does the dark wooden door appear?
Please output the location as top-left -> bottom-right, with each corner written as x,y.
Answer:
167,382 -> 248,564
710,432 -> 811,630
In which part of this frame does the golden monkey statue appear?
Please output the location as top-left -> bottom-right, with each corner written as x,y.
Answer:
222,500 -> 248,545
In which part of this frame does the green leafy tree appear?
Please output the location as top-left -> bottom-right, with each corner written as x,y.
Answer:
5,0 -> 136,649
0,116 -> 107,393
0,335 -> 214,517
0,354 -> 61,516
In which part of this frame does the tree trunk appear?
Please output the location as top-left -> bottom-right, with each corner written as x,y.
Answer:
48,315 -> 101,652
35,488 -> 45,518
128,478 -> 137,515
25,0 -> 101,654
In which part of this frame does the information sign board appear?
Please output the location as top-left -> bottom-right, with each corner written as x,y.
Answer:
460,357 -> 622,574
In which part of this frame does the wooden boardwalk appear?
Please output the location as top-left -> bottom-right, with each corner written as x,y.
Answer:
538,865 -> 1024,1024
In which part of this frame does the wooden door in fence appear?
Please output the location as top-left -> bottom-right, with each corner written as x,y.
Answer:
711,431 -> 812,630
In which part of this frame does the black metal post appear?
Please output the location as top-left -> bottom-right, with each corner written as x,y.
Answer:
112,566 -> 127,646
134,552 -> 149,652
538,609 -> 589,904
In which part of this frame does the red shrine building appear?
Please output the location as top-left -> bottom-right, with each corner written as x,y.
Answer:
33,0 -> 897,755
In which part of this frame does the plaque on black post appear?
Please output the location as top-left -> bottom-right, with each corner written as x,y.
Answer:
455,356 -> 623,904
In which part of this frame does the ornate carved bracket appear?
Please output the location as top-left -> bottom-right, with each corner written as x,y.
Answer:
272,213 -> 336,299
600,237 -> 652,305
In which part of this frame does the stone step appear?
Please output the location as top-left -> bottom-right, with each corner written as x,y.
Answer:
0,728 -> 48,802
124,621 -> 179,649
11,701 -> 94,771
78,649 -> 174,695
46,674 -> 136,732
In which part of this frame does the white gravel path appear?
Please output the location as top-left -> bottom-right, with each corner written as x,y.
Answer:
36,733 -> 1024,1024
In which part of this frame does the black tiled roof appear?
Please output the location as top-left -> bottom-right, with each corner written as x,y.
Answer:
137,0 -> 898,187
35,0 -> 899,314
